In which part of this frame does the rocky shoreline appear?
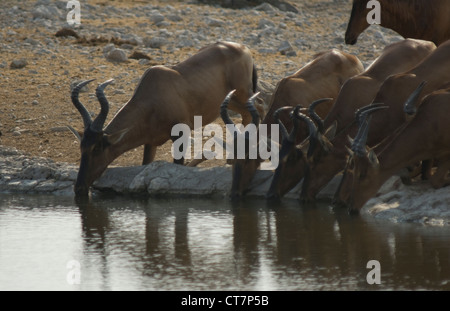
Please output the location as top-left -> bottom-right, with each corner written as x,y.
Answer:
1,145 -> 449,226
0,145 -> 337,198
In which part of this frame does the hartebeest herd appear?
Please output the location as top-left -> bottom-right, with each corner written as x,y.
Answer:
69,1 -> 450,214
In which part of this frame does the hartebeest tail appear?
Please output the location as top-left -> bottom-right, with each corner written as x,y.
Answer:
69,41 -> 262,197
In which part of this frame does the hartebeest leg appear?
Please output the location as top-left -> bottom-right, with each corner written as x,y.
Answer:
421,159 -> 434,180
171,134 -> 185,165
430,158 -> 450,189
142,144 -> 156,165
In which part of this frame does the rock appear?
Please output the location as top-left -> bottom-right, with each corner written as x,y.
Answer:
32,5 -> 62,20
10,59 -> 28,69
55,28 -> 80,39
143,36 -> 167,48
364,177 -> 450,225
167,14 -> 183,22
276,1 -> 298,13
120,43 -> 135,50
206,17 -> 225,27
255,3 -> 277,13
278,40 -> 294,55
149,10 -> 165,24
176,37 -> 196,48
106,48 -> 128,62
0,146 -> 77,195
258,48 -> 276,54
293,38 -> 311,50
138,59 -> 151,65
257,18 -> 275,29
24,38 -> 40,46
103,43 -> 116,55
21,164 -> 57,180
129,50 -> 151,60
93,161 -> 341,199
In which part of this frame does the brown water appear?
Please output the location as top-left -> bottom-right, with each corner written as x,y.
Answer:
1,193 -> 450,291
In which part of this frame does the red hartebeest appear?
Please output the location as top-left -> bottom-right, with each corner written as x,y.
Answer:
266,39 -> 436,201
220,49 -> 364,199
301,39 -> 450,202
69,41 -> 262,197
344,87 -> 450,212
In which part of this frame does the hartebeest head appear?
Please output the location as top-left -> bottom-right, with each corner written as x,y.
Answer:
333,81 -> 426,209
69,79 -> 129,197
266,100 -> 334,201
220,90 -> 261,199
332,104 -> 388,209
345,0 -> 372,45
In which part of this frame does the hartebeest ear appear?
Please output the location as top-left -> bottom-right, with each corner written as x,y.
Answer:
368,149 -> 379,169
324,120 -> 337,141
105,128 -> 130,145
345,145 -> 354,156
66,125 -> 83,141
347,135 -> 354,145
318,134 -> 334,153
299,141 -> 309,156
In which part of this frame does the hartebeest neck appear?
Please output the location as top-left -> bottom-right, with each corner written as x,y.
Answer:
378,0 -> 435,41
375,120 -> 434,182
111,127 -> 150,165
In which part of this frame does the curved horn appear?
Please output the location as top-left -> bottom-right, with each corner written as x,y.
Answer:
245,92 -> 261,126
220,90 -> 237,125
294,109 -> 320,158
404,80 -> 427,116
286,105 -> 302,142
355,103 -> 388,126
294,110 -> 318,142
273,106 -> 293,141
354,105 -> 389,145
71,79 -> 95,130
351,105 -> 388,157
92,79 -> 114,132
308,98 -> 332,133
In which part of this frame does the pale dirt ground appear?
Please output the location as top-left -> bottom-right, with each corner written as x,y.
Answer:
0,0 -> 364,169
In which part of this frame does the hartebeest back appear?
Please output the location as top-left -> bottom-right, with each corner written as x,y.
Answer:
344,87 -> 450,212
266,39 -> 436,201
221,49 -> 364,199
345,0 -> 450,45
69,41 -> 262,197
